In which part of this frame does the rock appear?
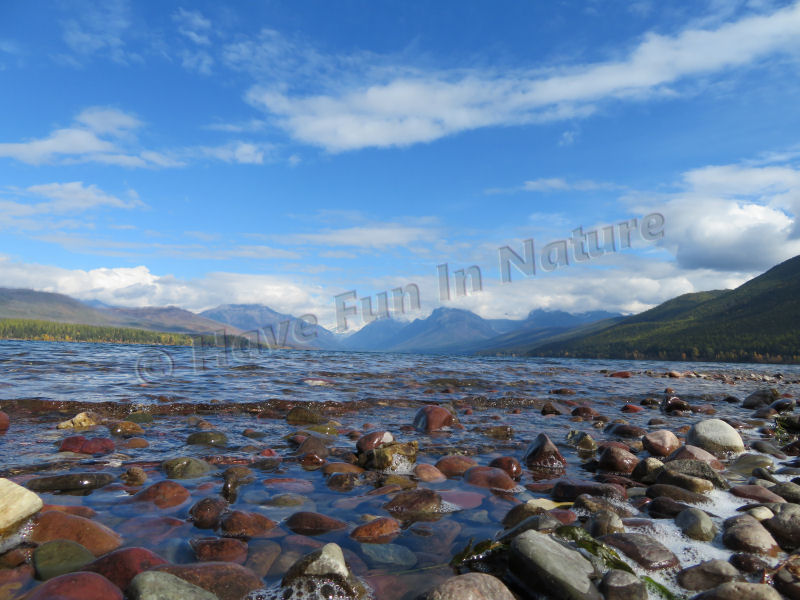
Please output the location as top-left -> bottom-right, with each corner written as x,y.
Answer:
281,542 -> 367,599
729,453 -> 774,475
350,517 -> 400,544
643,430 -> 681,456
414,463 -> 446,482
729,553 -> 771,574
600,532 -> 679,570
286,406 -> 324,425
23,571 -> 122,600
631,457 -> 664,484
186,431 -> 227,446
730,485 -> 785,504
383,488 -> 443,519
121,467 -> 148,486
748,506 -> 775,521
133,481 -> 190,509
294,435 -> 330,459
27,473 -> 114,494
599,569 -> 647,600
413,405 -> 459,432
361,542 -> 417,568
586,509 -> 624,537
687,419 -> 744,457
656,469 -> 713,493
33,540 -> 94,580
57,411 -> 103,429
524,433 -> 567,470
502,501 -> 546,529
552,479 -> 626,501
162,457 -> 212,479
488,456 -> 522,480
598,446 -> 638,474
770,481 -> 800,503
691,581 -> 782,600
666,445 -> 725,470
722,514 -> 780,556
606,423 -> 647,438
678,559 -> 741,591
244,539 -> 282,578
648,496 -> 690,519
83,547 -> 167,591
220,510 -> 277,538
419,572 -> 515,600
743,389 -> 779,409
356,430 -> 394,453
108,421 -> 144,436
0,410 -> 9,432
0,477 -> 43,532
574,494 -> 635,518
764,503 -> 800,549
129,571 -> 217,600
646,483 -> 709,504
663,459 -> 730,489
154,563 -> 262,600
361,441 -> 417,471
285,511 -> 347,536
566,430 -> 598,454
189,497 -> 228,529
676,508 -> 717,541
190,537 -> 248,564
500,513 -> 563,541
30,510 -> 122,557
774,555 -> 800,598
435,455 -> 476,477
462,466 -> 516,490
508,530 -> 602,600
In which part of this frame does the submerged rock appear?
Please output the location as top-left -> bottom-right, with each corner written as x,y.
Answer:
129,571 -> 217,600
419,573 -> 515,600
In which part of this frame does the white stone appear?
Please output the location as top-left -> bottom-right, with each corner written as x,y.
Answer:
687,419 -> 744,457
0,478 -> 43,532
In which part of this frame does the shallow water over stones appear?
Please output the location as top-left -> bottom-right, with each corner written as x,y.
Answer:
2,340 -> 800,598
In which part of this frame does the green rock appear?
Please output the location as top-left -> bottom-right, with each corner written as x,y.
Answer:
286,406 -> 324,425
162,456 -> 212,479
304,423 -> 340,436
362,441 -> 418,471
361,542 -> 418,568
186,431 -> 227,446
129,571 -> 217,600
34,539 -> 94,580
127,412 -> 154,424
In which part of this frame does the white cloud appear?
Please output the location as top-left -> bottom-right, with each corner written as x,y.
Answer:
282,224 -> 437,248
61,0 -> 137,64
243,2 -> 800,151
198,142 -> 268,164
173,8 -> 212,45
486,177 -> 620,194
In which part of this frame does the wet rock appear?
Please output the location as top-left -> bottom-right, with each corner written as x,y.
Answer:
23,571 -> 122,600
677,559 -> 741,591
666,445 -> 725,470
687,419 -> 744,457
280,542 -> 367,600
418,572 -> 515,600
220,510 -> 277,538
600,532 -> 679,570
662,396 -> 691,414
574,494 -> 635,518
572,405 -> 598,418
764,503 -> 800,549
33,540 -> 94,580
435,455 -> 477,478
631,457 -> 664,484
656,469 -> 713,493
189,497 -> 228,530
222,466 -> 255,502
722,514 -> 780,556
586,509 -> 625,537
648,496 -> 690,519
190,536 -> 248,564
742,389 -> 779,409
133,480 -> 190,509
500,513 -> 563,541
663,459 -> 730,489
108,421 -> 144,436
413,405 -> 459,432
676,507 -> 717,541
691,581 -> 782,600
154,562 -> 263,600
770,481 -> 800,503
479,424 -> 514,439
566,430 -> 598,454
384,488 -> 443,519
0,410 -> 8,432
488,456 -> 522,480
57,411 -> 103,429
524,433 -> 567,470
286,511 -> 347,536
31,510 -> 122,557
84,546 -> 167,591
186,431 -> 228,446
121,467 -> 148,486
729,553 -> 771,574
414,463 -> 446,482
609,371 -> 632,378
351,517 -> 401,544
773,555 -> 800,598
541,401 -> 569,416
552,479 -> 626,501
59,436 -> 115,454
646,483 -> 709,504
509,530 -> 602,600
730,485 -> 785,504
162,457 -> 212,479
361,441 -> 417,471
356,430 -> 393,453
244,539 -> 282,578
606,423 -> 647,438
747,506 -> 775,521
598,446 -> 638,474
729,453 -> 774,475
129,571 -> 217,600
361,542 -> 417,568
463,466 -> 516,490
599,569 -> 647,600
294,435 -> 330,459
502,501 -> 546,529
643,430 -> 681,456
286,406 -> 325,425
0,477 -> 43,531
323,462 -> 364,476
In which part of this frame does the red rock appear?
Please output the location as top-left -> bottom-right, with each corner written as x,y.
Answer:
30,511 -> 122,557
384,488 -> 444,516
571,406 -> 598,418
59,435 -> 87,453
439,490 -> 484,510
260,448 -> 278,457
463,466 -> 516,490
84,547 -> 167,590
285,511 -> 347,536
413,405 -> 460,432
606,423 -> 647,438
597,446 -> 639,474
666,445 -> 725,470
523,433 -> 567,470
0,410 -> 9,432
322,462 -> 364,475
133,480 -> 190,509
356,430 -> 394,453
730,485 -> 786,504
189,497 -> 228,530
220,510 -> 277,538
79,438 -> 115,455
548,508 -> 578,525
350,517 -> 401,544
610,371 -> 632,378
488,456 -> 522,480
414,463 -> 446,482
119,437 -> 149,449
23,571 -> 122,600
300,453 -> 325,468
435,455 -> 477,478
153,563 -> 262,600
41,504 -> 96,518
190,537 -> 248,564
643,430 -> 681,457
622,404 -> 643,413
116,517 -> 187,545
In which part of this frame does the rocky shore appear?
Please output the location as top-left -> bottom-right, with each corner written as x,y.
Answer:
2,366 -> 800,599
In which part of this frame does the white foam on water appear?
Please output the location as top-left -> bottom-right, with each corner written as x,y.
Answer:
0,518 -> 34,554
245,576 -> 374,600
383,454 -> 415,475
438,500 -> 461,513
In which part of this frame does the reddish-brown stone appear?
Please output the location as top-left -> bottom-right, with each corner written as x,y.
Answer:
84,547 -> 167,590
597,446 -> 639,474
488,456 -> 522,480
571,406 -> 598,418
189,497 -> 228,530
730,485 -> 786,504
59,436 -> 87,453
219,510 -> 277,538
413,405 -> 459,432
643,430 -> 681,457
356,430 -> 394,453
41,504 -> 97,518
609,371 -> 632,378
23,572 -> 122,600
190,537 -> 248,564
119,437 -> 149,449
0,410 -> 9,432
435,455 -> 477,478
666,445 -> 725,470
414,463 -> 446,482
133,480 -> 190,509
523,433 -> 567,470
350,517 -> 401,544
285,511 -> 347,536
463,466 -> 516,490
153,563 -> 262,600
31,511 -> 122,557
79,438 -> 115,455
622,404 -> 643,413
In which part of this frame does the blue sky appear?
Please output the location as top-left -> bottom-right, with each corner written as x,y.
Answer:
1,0 -> 800,330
